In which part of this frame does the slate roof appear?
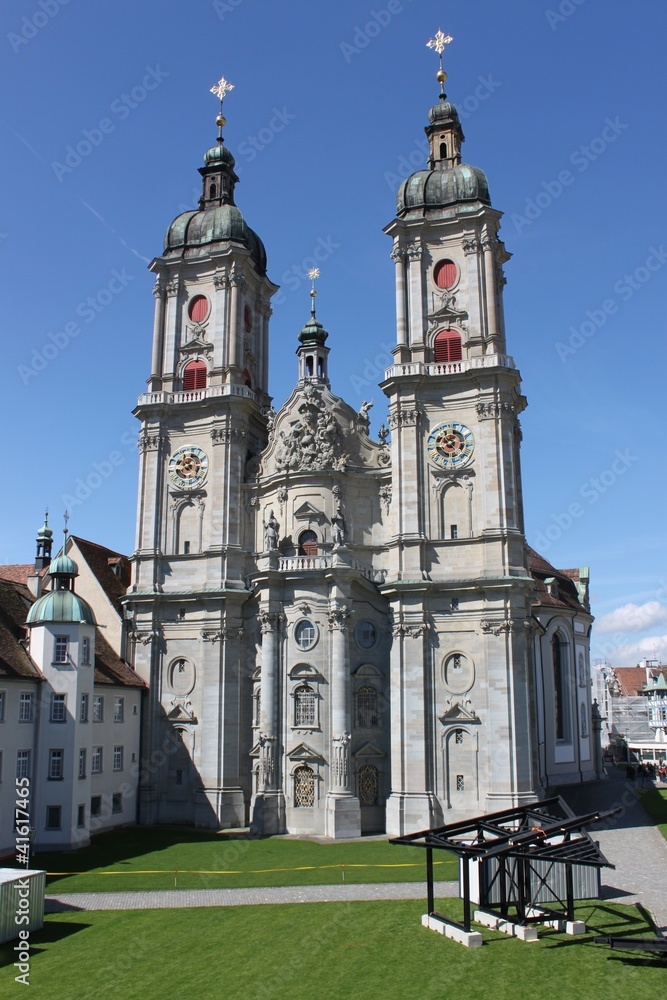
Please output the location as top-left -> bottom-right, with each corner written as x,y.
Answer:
94,630 -> 146,688
527,547 -> 587,613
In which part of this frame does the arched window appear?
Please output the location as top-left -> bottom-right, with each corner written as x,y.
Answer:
552,634 -> 570,742
294,684 -> 316,727
298,530 -> 318,556
434,329 -> 462,363
356,686 -> 379,728
243,368 -> 252,388
209,182 -> 217,198
358,764 -> 379,806
183,360 -> 207,391
293,765 -> 315,807
439,142 -> 447,159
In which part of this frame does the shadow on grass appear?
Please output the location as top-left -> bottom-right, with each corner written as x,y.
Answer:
36,825 -> 247,888
0,919 -> 91,969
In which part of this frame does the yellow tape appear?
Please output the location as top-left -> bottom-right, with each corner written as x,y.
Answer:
47,860 -> 448,877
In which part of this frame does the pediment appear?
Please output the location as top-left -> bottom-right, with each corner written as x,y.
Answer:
439,702 -> 479,725
180,331 -> 213,355
249,742 -> 260,758
353,741 -> 386,758
294,502 -> 326,523
167,701 -> 198,724
286,742 -> 324,764
289,663 -> 322,681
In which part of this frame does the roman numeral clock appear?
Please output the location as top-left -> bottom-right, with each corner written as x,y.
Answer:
426,421 -> 474,471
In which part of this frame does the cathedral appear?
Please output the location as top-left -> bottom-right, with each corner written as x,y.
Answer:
121,54 -> 602,840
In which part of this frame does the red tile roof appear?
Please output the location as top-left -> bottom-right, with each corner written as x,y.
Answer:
0,565 -> 38,586
0,580 -> 41,679
613,666 -> 667,696
69,536 -> 131,616
527,547 -> 587,613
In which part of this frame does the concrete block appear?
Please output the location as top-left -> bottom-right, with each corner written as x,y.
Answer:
565,920 -> 586,936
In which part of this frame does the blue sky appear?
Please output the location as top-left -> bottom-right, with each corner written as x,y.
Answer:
1,0 -> 665,667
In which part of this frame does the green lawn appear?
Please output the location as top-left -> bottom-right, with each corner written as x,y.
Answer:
32,828 -> 457,893
0,900 -> 662,1000
639,787 -> 667,840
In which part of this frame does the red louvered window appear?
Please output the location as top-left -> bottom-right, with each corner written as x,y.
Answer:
434,330 -> 462,363
183,360 -> 207,391
433,259 -> 458,289
188,295 -> 209,323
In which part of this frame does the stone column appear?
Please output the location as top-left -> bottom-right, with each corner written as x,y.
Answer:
250,611 -> 285,834
149,278 -> 166,390
325,604 -> 361,838
228,266 -> 241,372
482,235 -> 500,354
391,245 -> 408,359
406,243 -> 424,353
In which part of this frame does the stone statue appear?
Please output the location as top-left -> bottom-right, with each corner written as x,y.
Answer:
358,400 -> 373,430
264,510 -> 279,551
331,506 -> 346,548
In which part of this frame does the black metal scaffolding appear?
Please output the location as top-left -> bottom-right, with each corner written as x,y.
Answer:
391,796 -> 619,935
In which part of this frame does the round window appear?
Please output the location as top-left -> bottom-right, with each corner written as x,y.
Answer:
355,621 -> 377,649
294,619 -> 318,651
188,295 -> 209,323
433,259 -> 458,289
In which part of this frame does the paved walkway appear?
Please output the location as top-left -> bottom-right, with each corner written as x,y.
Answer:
556,767 -> 667,933
45,880 -> 458,913
45,768 -> 667,932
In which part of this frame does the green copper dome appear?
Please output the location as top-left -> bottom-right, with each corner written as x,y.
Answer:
397,163 -> 490,215
26,588 -> 97,626
204,143 -> 235,168
164,205 -> 267,274
37,520 -> 53,540
48,554 -> 78,577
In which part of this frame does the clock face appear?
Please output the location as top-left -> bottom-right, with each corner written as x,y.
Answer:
168,446 -> 209,490
427,421 -> 474,471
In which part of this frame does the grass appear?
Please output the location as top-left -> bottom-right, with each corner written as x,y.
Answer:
30,828 -> 457,894
638,787 -> 667,840
1,900 -> 662,1000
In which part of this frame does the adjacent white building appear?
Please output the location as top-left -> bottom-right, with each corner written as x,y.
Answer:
0,526 -> 144,855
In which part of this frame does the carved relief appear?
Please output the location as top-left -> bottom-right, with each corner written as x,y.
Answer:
275,392 -> 346,472
327,604 -> 352,631
166,276 -> 181,298
387,408 -> 420,429
476,400 -> 515,420
378,484 -> 392,514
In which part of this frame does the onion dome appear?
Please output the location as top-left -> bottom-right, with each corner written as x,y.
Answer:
37,519 -> 53,541
26,544 -> 96,626
162,90 -> 267,274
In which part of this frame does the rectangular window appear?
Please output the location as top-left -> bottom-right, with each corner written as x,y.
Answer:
54,636 -> 69,663
81,637 -> 91,665
19,692 -> 34,723
79,748 -> 87,779
77,804 -> 85,828
112,793 -> 122,814
113,746 -> 124,772
80,694 -> 89,723
0,690 -> 5,722
90,796 -> 102,817
48,749 -> 64,780
451,598 -> 459,611
176,769 -> 183,786
93,696 -> 104,723
16,750 -> 31,780
46,805 -> 61,830
50,693 -> 67,723
91,747 -> 103,774
113,697 -> 124,723
456,774 -> 465,792
183,540 -> 190,555
450,524 -> 458,540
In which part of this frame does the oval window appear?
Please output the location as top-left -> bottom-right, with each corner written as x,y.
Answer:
433,259 -> 458,289
188,295 -> 209,323
355,621 -> 377,649
294,620 -> 318,651
443,653 -> 474,695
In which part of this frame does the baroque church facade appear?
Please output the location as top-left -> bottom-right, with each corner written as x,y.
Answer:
123,67 -> 602,839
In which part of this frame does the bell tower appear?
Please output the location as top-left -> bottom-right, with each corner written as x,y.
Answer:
381,33 -> 538,835
126,78 -> 278,830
